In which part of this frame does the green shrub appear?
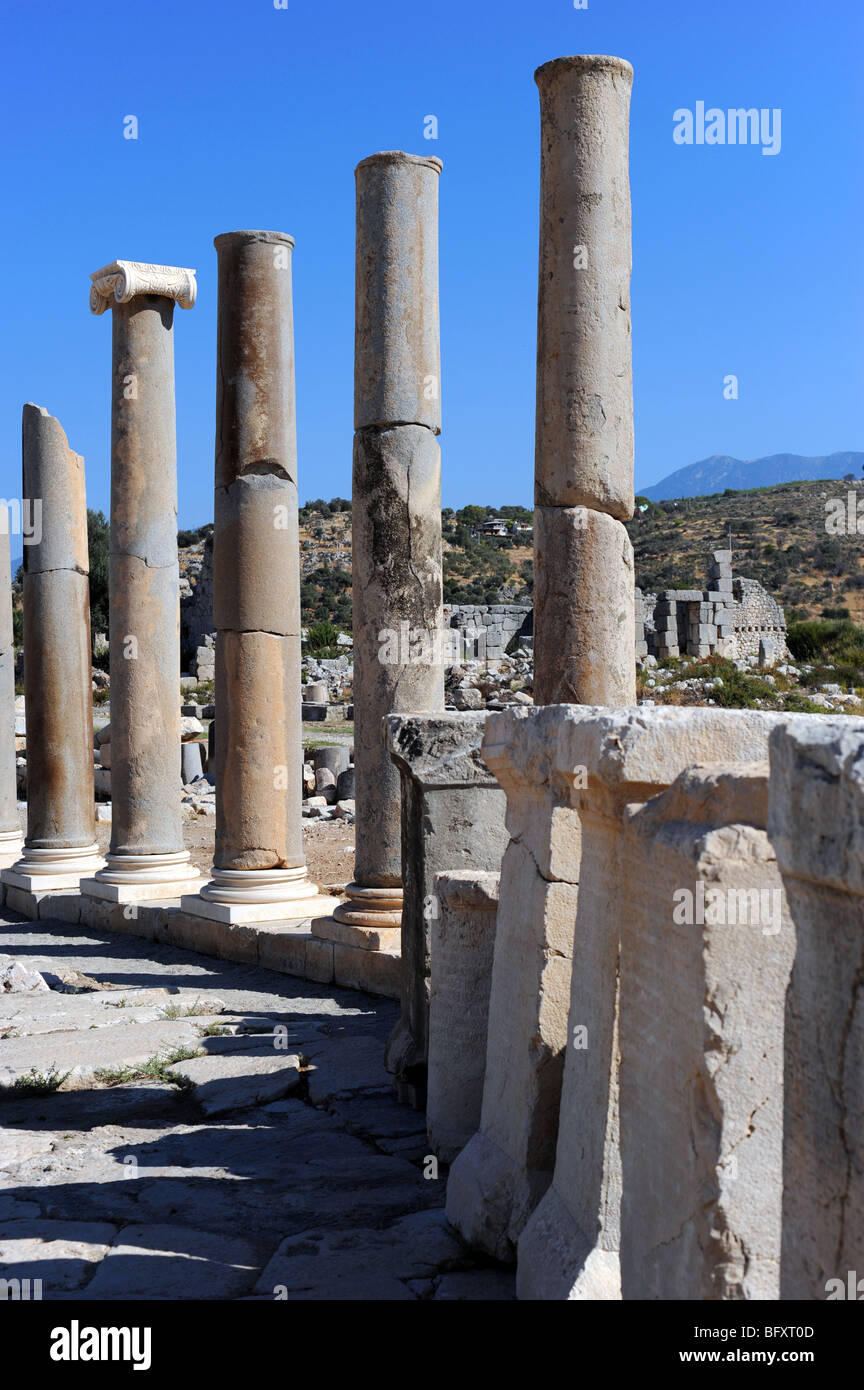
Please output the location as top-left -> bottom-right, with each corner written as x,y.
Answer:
306,621 -> 339,653
787,618 -> 864,668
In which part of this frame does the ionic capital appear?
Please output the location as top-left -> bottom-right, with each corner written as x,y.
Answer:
89,260 -> 197,315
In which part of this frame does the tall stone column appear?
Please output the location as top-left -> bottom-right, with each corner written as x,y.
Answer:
322,152 -> 445,938
82,261 -> 202,902
181,230 -> 338,924
533,56 -> 636,706
0,512 -> 22,869
3,407 -> 103,891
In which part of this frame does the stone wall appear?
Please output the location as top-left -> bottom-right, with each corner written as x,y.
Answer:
433,705 -> 864,1300
636,550 -> 787,665
443,604 -> 532,665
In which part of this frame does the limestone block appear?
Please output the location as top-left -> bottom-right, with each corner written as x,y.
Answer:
427,871 -> 500,1163
354,152 -> 442,433
383,712 -> 509,1089
613,763 -> 791,1300
454,705 -> 783,1269
534,56 -> 634,517
336,767 -> 355,800
533,505 -> 635,706
768,717 -> 864,1297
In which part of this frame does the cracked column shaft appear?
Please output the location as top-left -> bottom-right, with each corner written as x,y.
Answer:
182,231 -> 339,923
83,260 -> 202,901
533,56 -> 636,707
332,150 -> 444,936
3,407 -> 104,890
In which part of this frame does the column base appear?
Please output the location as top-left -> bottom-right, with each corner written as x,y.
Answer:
0,828 -> 24,871
331,883 -> 403,928
81,850 -> 204,903
180,866 -> 342,924
3,843 -> 106,892
516,1185 -> 621,1301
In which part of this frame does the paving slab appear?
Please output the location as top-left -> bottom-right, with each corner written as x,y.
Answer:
82,1223 -> 267,1300
304,1034 -> 393,1104
0,987 -> 224,1037
256,1209 -> 465,1300
165,1053 -> 302,1117
0,1220 -> 117,1292
0,1016 -> 220,1090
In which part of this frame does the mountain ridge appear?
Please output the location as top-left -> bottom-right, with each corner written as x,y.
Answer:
640,451 -> 864,502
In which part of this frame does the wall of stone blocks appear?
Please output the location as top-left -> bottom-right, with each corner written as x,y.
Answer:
443,604 -> 533,664
439,705 -> 864,1301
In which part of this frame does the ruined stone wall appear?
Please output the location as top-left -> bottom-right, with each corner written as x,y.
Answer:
634,554 -> 787,665
443,604 -> 532,664
732,577 -> 788,662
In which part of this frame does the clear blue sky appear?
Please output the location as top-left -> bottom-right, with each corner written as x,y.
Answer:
0,0 -> 860,523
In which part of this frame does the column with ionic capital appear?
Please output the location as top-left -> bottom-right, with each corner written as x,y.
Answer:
533,57 -> 636,707
81,261 -> 203,901
181,230 -> 339,924
3,406 -> 103,891
325,151 -> 445,942
0,513 -> 22,869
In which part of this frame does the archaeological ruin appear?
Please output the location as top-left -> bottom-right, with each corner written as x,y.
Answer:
0,51 -> 860,1311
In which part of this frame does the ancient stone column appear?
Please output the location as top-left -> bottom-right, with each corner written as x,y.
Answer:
3,407 -> 103,891
321,152 -> 444,937
768,717 -> 864,1299
0,512 -> 22,869
181,230 -> 338,924
381,711 -> 508,1104
533,56 -> 636,706
82,261 -> 202,902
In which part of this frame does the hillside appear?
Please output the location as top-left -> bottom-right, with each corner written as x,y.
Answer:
20,481 -> 856,652
296,482 -> 864,627
628,479 -> 864,623
640,451 -> 863,502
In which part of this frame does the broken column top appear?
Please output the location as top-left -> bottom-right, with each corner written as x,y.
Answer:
534,54 -> 634,84
21,404 -> 88,576
385,712 -> 496,788
89,260 -> 197,315
355,150 -> 443,175
213,230 -> 294,249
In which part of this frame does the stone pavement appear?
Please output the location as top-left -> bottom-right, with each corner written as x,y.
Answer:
0,909 -> 514,1300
